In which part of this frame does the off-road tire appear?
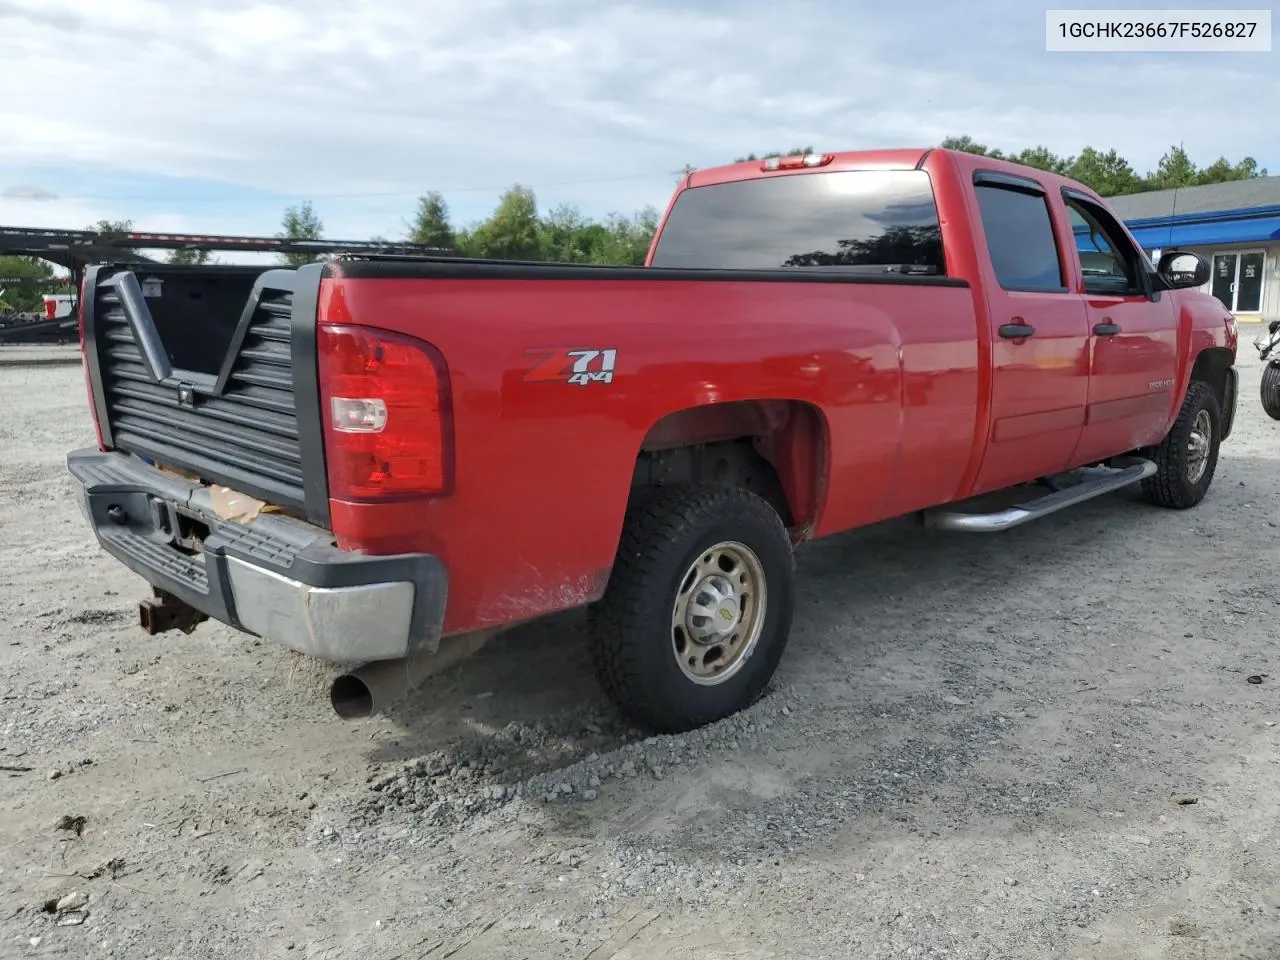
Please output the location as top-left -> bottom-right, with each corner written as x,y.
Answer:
1141,379 -> 1222,509
588,483 -> 795,733
1261,363 -> 1280,420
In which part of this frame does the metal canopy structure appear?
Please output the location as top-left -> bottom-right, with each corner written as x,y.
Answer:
1,226 -> 453,345
0,225 -> 452,274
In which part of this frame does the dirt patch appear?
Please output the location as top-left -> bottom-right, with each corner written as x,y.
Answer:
62,609 -> 129,627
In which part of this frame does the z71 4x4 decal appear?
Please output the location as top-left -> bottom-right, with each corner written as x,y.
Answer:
522,347 -> 618,386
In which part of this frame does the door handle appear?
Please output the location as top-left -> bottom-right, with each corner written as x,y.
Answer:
1094,321 -> 1121,336
999,322 -> 1036,339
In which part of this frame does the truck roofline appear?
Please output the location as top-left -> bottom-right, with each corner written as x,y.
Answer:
685,148 -> 934,188
682,146 -> 1109,208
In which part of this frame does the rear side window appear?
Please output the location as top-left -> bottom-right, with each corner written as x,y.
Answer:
973,183 -> 1066,292
649,170 -> 946,275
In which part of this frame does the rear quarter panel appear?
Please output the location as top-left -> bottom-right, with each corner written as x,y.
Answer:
320,270 -> 978,635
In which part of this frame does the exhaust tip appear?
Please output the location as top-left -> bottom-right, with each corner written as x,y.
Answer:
330,674 -> 375,721
327,630 -> 501,721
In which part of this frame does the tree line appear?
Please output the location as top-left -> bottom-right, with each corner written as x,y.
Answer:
938,137 -> 1267,198
275,140 -> 1268,267
274,190 -> 659,269
0,139 -> 1269,312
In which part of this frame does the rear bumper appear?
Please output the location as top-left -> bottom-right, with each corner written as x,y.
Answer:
66,448 -> 447,663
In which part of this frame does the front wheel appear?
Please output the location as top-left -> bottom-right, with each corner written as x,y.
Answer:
1261,363 -> 1280,420
1141,379 -> 1222,509
588,483 -> 796,733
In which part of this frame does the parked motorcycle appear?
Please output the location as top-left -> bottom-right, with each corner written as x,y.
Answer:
1256,319 -> 1280,420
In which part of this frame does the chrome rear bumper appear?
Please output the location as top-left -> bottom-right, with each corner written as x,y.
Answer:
67,448 -> 447,663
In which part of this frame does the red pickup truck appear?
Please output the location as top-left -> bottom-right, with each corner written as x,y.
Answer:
67,147 -> 1237,733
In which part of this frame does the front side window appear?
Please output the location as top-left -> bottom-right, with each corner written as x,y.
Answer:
1065,195 -> 1143,295
649,169 -> 946,275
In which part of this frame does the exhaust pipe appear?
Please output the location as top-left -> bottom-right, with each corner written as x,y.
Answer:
329,628 -> 498,720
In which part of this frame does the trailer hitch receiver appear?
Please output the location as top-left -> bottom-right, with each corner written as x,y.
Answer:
138,588 -> 207,635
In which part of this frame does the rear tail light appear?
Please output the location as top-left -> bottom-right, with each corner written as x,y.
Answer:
317,324 -> 453,501
77,273 -> 106,451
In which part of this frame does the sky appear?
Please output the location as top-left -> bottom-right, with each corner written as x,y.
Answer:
1,0 -> 1277,258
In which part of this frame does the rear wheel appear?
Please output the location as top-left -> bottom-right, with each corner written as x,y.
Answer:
1261,363 -> 1280,420
588,483 -> 795,733
1141,379 -> 1221,509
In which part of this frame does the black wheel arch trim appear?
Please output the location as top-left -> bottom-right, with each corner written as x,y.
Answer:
1220,363 -> 1238,440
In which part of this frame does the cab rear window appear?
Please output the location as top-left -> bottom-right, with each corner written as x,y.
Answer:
649,169 -> 946,275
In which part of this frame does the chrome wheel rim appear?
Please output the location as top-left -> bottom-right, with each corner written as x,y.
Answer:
1186,409 -> 1213,484
671,541 -> 767,686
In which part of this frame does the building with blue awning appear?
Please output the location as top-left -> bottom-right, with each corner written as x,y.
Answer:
1104,176 -> 1280,322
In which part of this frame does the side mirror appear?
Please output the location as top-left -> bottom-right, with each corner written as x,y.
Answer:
1157,250 -> 1210,289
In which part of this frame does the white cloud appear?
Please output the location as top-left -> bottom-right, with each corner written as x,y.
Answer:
0,196 -> 120,232
0,184 -> 58,201
0,0 -> 1275,241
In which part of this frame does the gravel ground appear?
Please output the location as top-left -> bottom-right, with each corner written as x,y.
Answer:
0,346 -> 80,367
2,345 -> 1280,959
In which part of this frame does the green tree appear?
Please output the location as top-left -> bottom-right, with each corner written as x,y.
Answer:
0,255 -> 55,312
530,204 -> 660,266
1228,156 -> 1268,179
538,203 -> 600,263
1068,147 -> 1144,196
1196,157 -> 1234,185
407,191 -> 457,250
734,146 -> 815,163
166,248 -> 213,265
87,218 -> 140,255
1012,146 -> 1073,175
1195,155 -> 1269,186
940,135 -> 1004,158
1147,144 -> 1199,191
591,208 -> 660,266
463,185 -> 542,261
277,201 -> 324,267
89,218 -> 135,233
